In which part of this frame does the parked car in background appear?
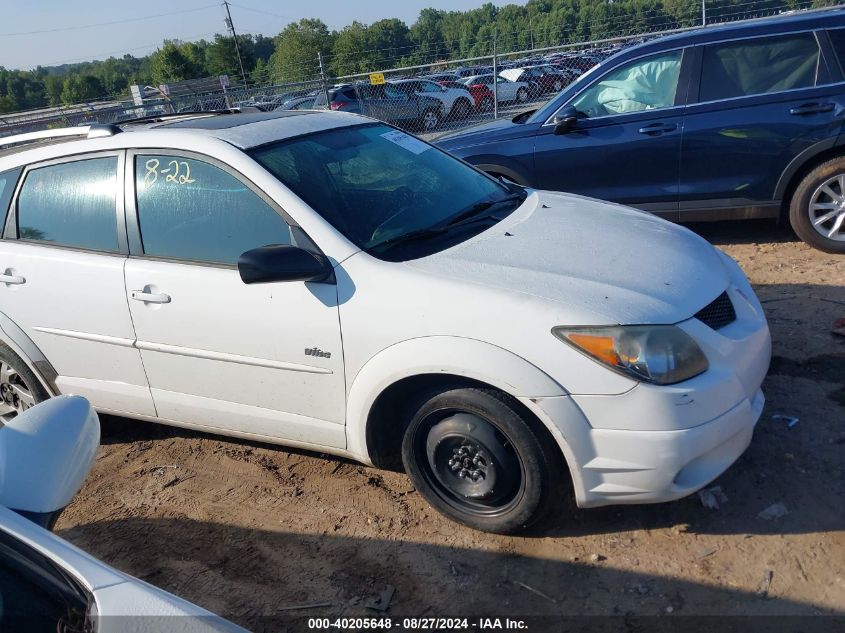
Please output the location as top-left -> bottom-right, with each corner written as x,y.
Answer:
463,81 -> 496,112
438,8 -> 845,253
313,83 -> 444,131
254,90 -> 313,112
454,65 -> 493,78
392,79 -> 475,119
461,74 -> 532,104
500,65 -> 574,96
422,72 -> 460,84
0,111 -> 770,534
0,397 -> 244,631
278,95 -> 318,110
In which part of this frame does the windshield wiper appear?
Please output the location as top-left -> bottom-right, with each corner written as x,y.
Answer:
441,192 -> 526,228
368,226 -> 447,252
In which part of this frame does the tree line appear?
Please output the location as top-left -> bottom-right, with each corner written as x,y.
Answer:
0,0 -> 830,114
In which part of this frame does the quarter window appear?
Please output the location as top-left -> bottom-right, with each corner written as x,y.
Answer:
699,33 -> 819,102
828,28 -> 845,75
16,157 -> 119,251
570,50 -> 682,117
134,155 -> 291,265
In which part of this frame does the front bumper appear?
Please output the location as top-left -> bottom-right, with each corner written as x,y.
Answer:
521,279 -> 771,508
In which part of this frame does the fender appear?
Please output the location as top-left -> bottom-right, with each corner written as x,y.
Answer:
473,162 -> 531,186
0,311 -> 59,396
774,134 -> 843,201
344,336 -> 567,463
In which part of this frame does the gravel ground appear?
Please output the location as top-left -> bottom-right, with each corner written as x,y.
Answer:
54,219 -> 844,631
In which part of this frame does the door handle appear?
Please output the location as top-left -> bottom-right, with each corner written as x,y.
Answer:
789,103 -> 835,116
131,290 -> 171,304
638,123 -> 677,135
0,273 -> 25,285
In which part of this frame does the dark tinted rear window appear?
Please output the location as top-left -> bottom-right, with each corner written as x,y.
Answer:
699,33 -> 819,102
828,28 -> 845,74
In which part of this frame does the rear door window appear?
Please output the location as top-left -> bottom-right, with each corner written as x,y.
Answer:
699,33 -> 820,102
16,157 -> 119,251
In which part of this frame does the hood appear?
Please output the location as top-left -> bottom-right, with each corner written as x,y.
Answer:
405,191 -> 729,325
435,114 -> 531,149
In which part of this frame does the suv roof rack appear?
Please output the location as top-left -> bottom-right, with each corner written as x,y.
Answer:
0,124 -> 120,150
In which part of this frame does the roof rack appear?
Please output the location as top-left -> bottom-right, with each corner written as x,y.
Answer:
0,124 -> 120,150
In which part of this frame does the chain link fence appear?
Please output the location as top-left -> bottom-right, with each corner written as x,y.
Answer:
0,4 -> 839,140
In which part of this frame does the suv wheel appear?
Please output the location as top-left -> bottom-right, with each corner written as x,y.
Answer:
789,157 -> 845,253
0,344 -> 48,422
420,108 -> 441,132
401,387 -> 565,534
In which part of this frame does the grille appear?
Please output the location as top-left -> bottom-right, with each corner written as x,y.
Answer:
694,291 -> 736,330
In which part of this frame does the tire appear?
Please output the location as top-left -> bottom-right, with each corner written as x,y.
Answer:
480,96 -> 494,113
789,156 -> 845,254
401,387 -> 566,534
420,108 -> 441,132
451,98 -> 471,120
552,79 -> 563,92
516,87 -> 529,103
0,343 -> 49,423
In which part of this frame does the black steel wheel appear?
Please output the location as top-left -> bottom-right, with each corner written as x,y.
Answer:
401,387 -> 565,534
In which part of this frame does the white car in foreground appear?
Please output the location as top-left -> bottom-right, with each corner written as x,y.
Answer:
0,112 -> 770,534
0,397 -> 244,631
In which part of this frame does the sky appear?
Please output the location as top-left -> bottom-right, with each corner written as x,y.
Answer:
0,0 -> 526,71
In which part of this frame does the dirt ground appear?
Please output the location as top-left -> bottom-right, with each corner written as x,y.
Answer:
55,219 -> 844,631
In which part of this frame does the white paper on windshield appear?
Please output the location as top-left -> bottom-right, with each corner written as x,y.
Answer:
380,130 -> 430,155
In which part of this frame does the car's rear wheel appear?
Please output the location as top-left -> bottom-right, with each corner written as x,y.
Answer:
516,87 -> 529,103
420,108 -> 441,132
451,98 -> 472,119
0,344 -> 48,423
401,387 -> 565,534
789,156 -> 845,253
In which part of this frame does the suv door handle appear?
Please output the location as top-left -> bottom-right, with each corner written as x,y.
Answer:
131,290 -> 171,304
789,103 -> 835,116
0,273 -> 25,285
638,123 -> 677,135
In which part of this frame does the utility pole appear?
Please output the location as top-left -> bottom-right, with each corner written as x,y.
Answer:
702,0 -> 707,26
223,1 -> 248,86
318,52 -> 331,111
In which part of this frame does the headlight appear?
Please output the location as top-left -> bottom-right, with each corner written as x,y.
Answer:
552,325 -> 708,385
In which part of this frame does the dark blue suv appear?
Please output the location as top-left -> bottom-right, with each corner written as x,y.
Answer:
437,9 -> 845,253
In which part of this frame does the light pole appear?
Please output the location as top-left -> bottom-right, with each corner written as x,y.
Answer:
223,1 -> 248,85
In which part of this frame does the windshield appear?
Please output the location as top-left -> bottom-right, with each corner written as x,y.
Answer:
250,123 -> 519,257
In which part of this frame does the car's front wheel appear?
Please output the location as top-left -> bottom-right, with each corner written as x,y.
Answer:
0,344 -> 48,423
789,156 -> 845,253
401,387 -> 565,534
420,108 -> 441,132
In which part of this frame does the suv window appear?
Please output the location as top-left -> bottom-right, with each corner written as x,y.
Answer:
135,155 -> 291,265
571,50 -> 682,117
828,28 -> 845,74
699,33 -> 819,102
16,157 -> 119,251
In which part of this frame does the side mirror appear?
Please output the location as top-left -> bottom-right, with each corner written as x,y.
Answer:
0,396 -> 100,529
553,105 -> 578,135
238,244 -> 334,284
